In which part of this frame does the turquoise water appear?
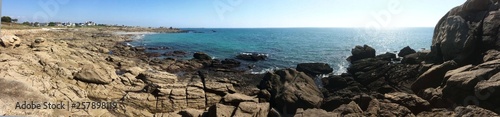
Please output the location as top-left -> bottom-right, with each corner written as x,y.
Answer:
132,28 -> 433,74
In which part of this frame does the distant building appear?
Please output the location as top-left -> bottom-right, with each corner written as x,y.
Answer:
85,21 -> 96,26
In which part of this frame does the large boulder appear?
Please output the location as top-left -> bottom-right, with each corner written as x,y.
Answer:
296,63 -> 333,76
348,45 -> 376,62
428,0 -> 499,64
384,92 -> 431,114
193,52 -> 212,60
233,102 -> 270,117
74,63 -> 118,84
411,61 -> 460,93
259,69 -> 323,115
0,35 -> 21,48
398,46 -> 417,57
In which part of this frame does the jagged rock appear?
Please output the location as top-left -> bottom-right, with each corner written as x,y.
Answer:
0,35 -> 21,48
398,46 -> 417,57
208,103 -> 236,117
483,49 -> 500,62
193,52 -> 212,60
223,93 -> 258,105
365,99 -> 415,117
145,52 -> 162,57
124,67 -> 145,76
376,52 -> 397,61
296,63 -> 333,76
349,45 -> 376,62
418,88 -> 452,108
416,109 -> 455,117
411,61 -> 459,93
442,60 -> 500,103
211,59 -> 241,69
294,108 -> 340,117
233,102 -> 270,117
136,71 -> 178,85
402,52 -> 427,64
454,105 -> 499,117
332,101 -> 364,116
74,63 -> 118,84
178,109 -> 204,117
164,50 -> 187,57
474,72 -> 500,110
384,92 -> 431,114
259,69 -> 323,115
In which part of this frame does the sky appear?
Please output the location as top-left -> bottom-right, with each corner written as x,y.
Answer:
2,0 -> 465,28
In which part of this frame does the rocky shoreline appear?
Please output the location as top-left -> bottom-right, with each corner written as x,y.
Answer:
2,0 -> 500,116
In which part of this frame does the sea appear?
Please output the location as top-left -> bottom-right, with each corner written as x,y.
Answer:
130,28 -> 434,74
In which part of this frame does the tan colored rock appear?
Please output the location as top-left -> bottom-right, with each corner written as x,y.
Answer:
0,35 -> 21,48
74,63 -> 117,84
208,103 -> 236,117
138,71 -> 177,85
178,109 -> 204,117
233,102 -> 270,117
223,93 -> 258,104
294,108 -> 340,117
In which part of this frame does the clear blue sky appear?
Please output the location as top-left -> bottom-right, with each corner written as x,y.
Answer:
2,0 -> 465,28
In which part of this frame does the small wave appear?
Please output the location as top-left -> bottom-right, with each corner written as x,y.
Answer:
250,67 -> 280,74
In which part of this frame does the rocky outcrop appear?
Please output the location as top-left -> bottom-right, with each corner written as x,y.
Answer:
348,45 -> 375,62
193,52 -> 212,60
296,63 -> 333,76
74,63 -> 118,84
259,69 -> 323,115
399,46 -> 417,57
0,35 -> 21,48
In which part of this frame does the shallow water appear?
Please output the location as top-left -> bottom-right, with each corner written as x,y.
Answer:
131,28 -> 433,74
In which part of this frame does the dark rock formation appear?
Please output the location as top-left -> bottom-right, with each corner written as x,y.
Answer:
193,52 -> 212,60
296,63 -> 333,76
259,69 -> 323,115
398,46 -> 417,57
348,45 -> 376,62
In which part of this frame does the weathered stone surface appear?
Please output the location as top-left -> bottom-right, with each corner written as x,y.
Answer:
332,101 -> 363,116
399,46 -> 417,57
233,102 -> 270,117
259,69 -> 323,115
208,103 -> 236,117
365,99 -> 415,117
349,45 -> 376,62
74,63 -> 118,84
223,93 -> 258,105
193,52 -> 212,60
0,35 -> 21,48
294,108 -> 339,117
384,92 -> 431,114
411,61 -> 459,93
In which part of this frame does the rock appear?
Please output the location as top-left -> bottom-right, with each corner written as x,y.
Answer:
193,52 -> 212,60
416,109 -> 455,117
147,46 -> 170,50
442,66 -> 500,103
136,71 -> 178,85
145,52 -> 162,57
222,93 -> 258,105
296,63 -> 333,76
164,50 -> 187,57
483,49 -> 500,62
208,103 -> 236,117
365,99 -> 415,117
124,67 -> 145,76
474,72 -> 500,110
349,45 -> 376,62
332,101 -> 363,116
294,108 -> 339,117
322,75 -> 349,90
398,46 -> 417,57
454,105 -> 499,117
418,88 -> 452,108
133,46 -> 146,51
376,52 -> 397,61
178,109 -> 204,117
0,35 -> 21,48
384,92 -> 431,114
211,59 -> 241,69
402,52 -> 427,64
411,60 -> 459,93
233,102 -> 270,117
259,69 -> 323,115
74,63 -> 118,84
236,52 -> 268,61
428,0 -> 495,64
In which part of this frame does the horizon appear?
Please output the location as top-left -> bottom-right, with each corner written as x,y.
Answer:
2,0 -> 465,28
